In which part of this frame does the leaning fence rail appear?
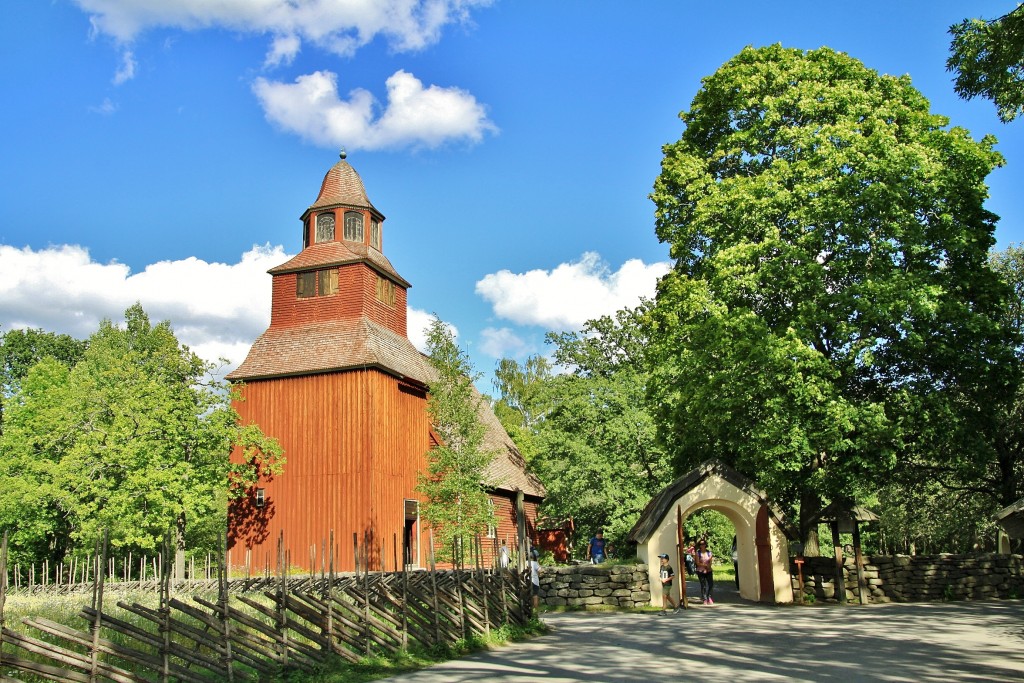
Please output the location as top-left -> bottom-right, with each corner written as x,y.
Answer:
0,531 -> 530,682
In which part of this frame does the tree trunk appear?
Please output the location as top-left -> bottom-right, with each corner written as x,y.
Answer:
175,510 -> 186,580
799,490 -> 822,557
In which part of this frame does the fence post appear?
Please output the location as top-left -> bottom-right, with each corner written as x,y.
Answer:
362,536 -> 371,657
89,530 -> 108,683
1,531 -> 8,671
219,532 -> 235,683
325,530 -> 335,657
476,535 -> 490,634
428,530 -> 441,647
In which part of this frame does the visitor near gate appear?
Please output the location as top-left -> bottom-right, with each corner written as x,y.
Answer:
732,535 -> 739,588
588,531 -> 607,564
657,553 -> 680,614
530,548 -> 541,611
695,538 -> 715,604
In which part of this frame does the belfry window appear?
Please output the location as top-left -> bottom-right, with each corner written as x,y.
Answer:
370,218 -> 381,249
315,212 -> 336,243
344,211 -> 364,242
297,268 -> 339,298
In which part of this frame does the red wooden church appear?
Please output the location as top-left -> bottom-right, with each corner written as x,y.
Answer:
226,153 -> 545,573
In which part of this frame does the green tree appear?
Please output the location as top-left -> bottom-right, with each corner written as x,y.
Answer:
530,307 -> 672,554
948,4 -> 1024,123
0,304 -> 283,572
647,45 -> 1008,554
0,327 -> 87,434
490,355 -> 552,464
417,316 -> 495,565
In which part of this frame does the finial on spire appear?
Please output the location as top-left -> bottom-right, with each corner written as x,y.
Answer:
339,147 -> 347,160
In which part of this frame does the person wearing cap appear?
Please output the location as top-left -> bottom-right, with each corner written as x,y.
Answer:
695,538 -> 715,604
657,553 -> 680,614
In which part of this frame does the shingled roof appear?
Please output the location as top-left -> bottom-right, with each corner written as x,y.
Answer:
226,317 -> 430,382
267,240 -> 409,287
474,386 -> 546,499
303,157 -> 381,217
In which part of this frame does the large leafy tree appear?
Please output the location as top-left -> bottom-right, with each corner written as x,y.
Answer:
647,45 -> 1009,553
0,327 -> 87,434
508,307 -> 671,554
948,4 -> 1024,123
417,316 -> 495,565
0,304 -> 283,571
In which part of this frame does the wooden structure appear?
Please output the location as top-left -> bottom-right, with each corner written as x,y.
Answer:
226,153 -> 544,573
0,532 -> 531,681
993,497 -> 1024,553
627,459 -> 796,605
818,500 -> 879,605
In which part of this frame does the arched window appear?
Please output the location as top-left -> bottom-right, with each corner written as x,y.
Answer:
344,211 -> 364,242
315,212 -> 335,242
370,218 -> 381,249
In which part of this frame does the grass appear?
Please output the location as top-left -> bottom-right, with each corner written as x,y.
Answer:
270,618 -> 550,683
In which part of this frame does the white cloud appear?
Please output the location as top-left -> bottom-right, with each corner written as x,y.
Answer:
0,243 -> 288,375
88,97 -> 118,115
253,69 -> 496,151
407,307 -> 457,354
265,33 -> 301,68
479,327 -> 528,359
73,0 -> 492,62
112,49 -> 136,84
475,252 -> 671,331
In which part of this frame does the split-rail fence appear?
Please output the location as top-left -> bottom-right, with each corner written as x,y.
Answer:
0,531 -> 532,682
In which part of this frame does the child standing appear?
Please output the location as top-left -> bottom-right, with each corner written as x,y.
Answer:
657,554 -> 680,614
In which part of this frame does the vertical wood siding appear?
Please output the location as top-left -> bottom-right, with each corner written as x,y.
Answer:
229,369 -> 431,573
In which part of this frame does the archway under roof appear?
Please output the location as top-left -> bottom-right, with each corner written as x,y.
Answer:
627,459 -> 796,605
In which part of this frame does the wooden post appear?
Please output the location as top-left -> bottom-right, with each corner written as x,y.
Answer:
676,505 -> 688,609
353,533 -> 360,575
852,521 -> 869,605
428,530 -> 441,646
325,531 -> 335,656
831,521 -> 847,604
400,532 -> 409,649
160,536 -> 171,683
362,537 -> 371,657
219,532 -> 235,683
88,531 -> 108,683
477,535 -> 490,634
1,531 -> 8,671
277,531 -> 289,668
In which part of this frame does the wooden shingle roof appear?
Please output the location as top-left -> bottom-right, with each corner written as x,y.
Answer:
226,318 -> 429,382
303,158 -> 381,217
267,241 -> 409,287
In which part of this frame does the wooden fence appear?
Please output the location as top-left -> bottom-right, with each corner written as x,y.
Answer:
0,531 -> 531,682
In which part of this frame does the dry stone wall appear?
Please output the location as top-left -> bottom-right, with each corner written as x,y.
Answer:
538,563 -> 651,608
792,553 -> 1024,603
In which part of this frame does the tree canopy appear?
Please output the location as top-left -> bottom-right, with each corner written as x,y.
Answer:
0,304 -> 283,567
417,316 -> 495,564
948,4 -> 1024,122
646,45 -> 1009,552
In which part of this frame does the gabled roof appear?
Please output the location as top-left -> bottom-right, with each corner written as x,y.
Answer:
226,317 -> 429,382
475,386 -> 546,499
993,497 -> 1024,539
268,241 -> 409,287
627,459 -> 795,543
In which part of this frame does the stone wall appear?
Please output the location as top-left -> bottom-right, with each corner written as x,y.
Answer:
792,553 -> 1024,603
538,563 -> 651,608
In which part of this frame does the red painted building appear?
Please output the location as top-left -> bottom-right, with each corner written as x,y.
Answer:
226,154 -> 545,572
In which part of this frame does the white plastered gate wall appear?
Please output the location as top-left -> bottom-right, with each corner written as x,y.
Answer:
636,472 -> 793,605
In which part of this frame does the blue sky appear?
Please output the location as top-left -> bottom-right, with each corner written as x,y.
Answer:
1,0 -> 1021,386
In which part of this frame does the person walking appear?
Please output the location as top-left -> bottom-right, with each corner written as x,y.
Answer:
657,553 -> 680,614
695,538 -> 715,605
588,531 -> 607,564
731,536 -> 739,589
499,539 -> 510,569
530,548 -> 541,613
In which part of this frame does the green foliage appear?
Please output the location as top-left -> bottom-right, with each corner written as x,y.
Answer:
490,355 -> 552,464
647,45 -> 1008,551
417,316 -> 496,565
948,5 -> 1024,122
494,307 -> 671,556
0,304 -> 283,566
685,509 -> 734,563
0,327 -> 87,433
876,477 -> 1000,554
